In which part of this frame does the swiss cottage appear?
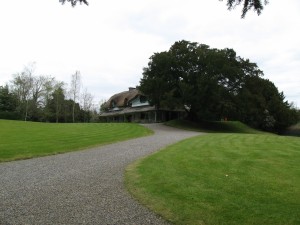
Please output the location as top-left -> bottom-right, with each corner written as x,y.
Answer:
99,87 -> 184,123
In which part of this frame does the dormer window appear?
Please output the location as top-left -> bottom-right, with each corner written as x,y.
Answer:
111,100 -> 116,108
124,98 -> 128,106
140,95 -> 147,103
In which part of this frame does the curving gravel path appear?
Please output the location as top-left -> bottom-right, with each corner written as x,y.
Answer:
0,124 -> 201,225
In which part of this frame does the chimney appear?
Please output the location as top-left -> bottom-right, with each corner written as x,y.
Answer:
129,87 -> 136,91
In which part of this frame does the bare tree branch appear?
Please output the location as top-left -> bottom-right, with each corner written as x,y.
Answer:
59,0 -> 88,7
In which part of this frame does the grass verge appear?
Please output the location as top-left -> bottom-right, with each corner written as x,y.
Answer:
0,120 -> 152,162
126,133 -> 300,225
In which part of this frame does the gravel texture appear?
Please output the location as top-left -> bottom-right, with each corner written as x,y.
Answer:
0,124 -> 201,225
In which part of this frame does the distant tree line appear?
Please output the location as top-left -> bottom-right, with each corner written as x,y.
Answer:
140,40 -> 299,133
0,64 -> 97,123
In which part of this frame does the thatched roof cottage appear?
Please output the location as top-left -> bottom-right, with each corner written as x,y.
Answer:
99,87 -> 184,123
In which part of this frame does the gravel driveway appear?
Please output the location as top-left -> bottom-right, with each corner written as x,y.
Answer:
0,124 -> 201,225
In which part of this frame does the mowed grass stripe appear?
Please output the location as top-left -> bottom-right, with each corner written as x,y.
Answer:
0,120 -> 153,162
126,134 -> 300,225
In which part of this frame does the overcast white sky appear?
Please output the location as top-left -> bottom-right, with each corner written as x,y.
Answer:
0,0 -> 299,108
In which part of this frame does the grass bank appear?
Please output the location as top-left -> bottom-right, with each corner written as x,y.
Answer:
126,133 -> 300,225
165,119 -> 264,134
284,122 -> 300,137
0,120 -> 152,162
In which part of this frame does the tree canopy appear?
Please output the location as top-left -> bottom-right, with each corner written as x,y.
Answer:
140,40 -> 298,133
224,0 -> 269,18
59,0 -> 268,17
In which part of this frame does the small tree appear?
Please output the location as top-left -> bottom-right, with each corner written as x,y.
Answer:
53,82 -> 65,123
0,85 -> 18,119
69,71 -> 81,123
11,65 -> 34,121
81,88 -> 93,122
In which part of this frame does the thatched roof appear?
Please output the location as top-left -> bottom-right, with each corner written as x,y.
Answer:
104,87 -> 142,109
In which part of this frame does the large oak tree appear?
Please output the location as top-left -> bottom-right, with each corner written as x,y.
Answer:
140,40 -> 298,132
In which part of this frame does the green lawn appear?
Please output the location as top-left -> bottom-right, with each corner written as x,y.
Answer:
0,120 -> 152,162
126,133 -> 300,225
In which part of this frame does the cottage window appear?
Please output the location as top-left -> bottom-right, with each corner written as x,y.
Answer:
140,95 -> 147,103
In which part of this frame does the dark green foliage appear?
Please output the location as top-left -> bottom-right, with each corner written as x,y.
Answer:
165,119 -> 264,133
0,85 -> 17,112
141,51 -> 174,110
224,0 -> 269,18
141,41 -> 240,121
45,87 -> 66,122
238,76 -> 299,132
0,111 -> 21,120
140,40 -> 257,120
140,40 -> 297,133
284,122 -> 300,137
45,88 -> 83,123
0,85 -> 20,120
